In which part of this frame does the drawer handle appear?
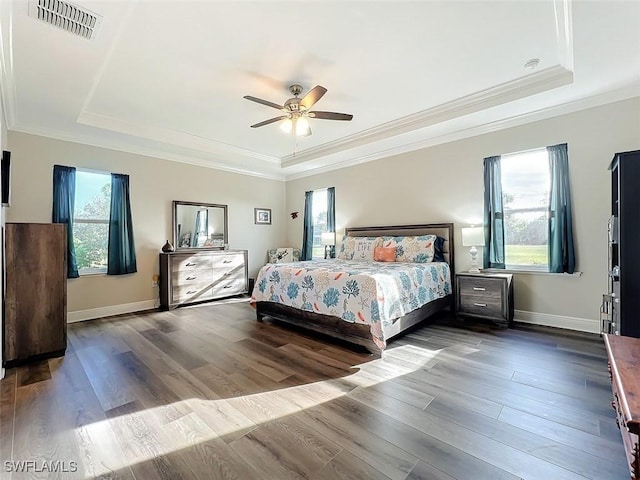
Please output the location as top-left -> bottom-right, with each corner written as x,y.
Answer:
473,303 -> 487,307
223,284 -> 233,289
186,262 -> 197,267
186,290 -> 197,295
223,259 -> 233,264
472,287 -> 486,291
186,276 -> 197,280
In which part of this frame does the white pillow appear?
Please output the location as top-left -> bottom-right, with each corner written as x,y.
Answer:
338,236 -> 381,261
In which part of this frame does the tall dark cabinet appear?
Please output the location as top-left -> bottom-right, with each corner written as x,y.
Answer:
3,223 -> 67,366
602,150 -> 640,338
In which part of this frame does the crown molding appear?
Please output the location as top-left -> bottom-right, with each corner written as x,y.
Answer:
77,111 -> 281,165
0,1 -> 17,128
281,65 -> 574,168
9,123 -> 286,181
284,85 -> 640,181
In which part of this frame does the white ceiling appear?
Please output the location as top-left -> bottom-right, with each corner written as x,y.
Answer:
1,0 -> 639,180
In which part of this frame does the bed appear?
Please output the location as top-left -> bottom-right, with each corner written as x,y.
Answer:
251,223 -> 455,353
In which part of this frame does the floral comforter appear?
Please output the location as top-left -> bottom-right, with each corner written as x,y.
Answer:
250,259 -> 452,349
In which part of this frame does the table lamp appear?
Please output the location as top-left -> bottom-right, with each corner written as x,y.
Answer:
461,226 -> 484,273
321,231 -> 335,259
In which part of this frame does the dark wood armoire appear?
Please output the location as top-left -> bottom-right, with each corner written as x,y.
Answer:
3,222 -> 67,366
604,150 -> 640,338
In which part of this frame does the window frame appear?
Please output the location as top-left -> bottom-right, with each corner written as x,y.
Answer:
500,147 -> 550,272
73,169 -> 111,276
311,188 -> 329,260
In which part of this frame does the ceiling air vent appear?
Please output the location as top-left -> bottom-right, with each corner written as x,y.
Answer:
28,0 -> 102,40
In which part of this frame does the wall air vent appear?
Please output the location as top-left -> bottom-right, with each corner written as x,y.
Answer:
28,0 -> 102,40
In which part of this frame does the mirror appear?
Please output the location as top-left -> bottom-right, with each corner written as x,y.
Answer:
173,200 -> 228,250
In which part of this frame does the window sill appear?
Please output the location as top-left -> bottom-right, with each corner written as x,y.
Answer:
482,268 -> 582,277
78,270 -> 107,277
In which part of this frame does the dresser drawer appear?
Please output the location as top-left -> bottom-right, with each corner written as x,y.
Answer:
211,252 -> 245,274
211,274 -> 247,298
173,269 -> 213,287
171,254 -> 214,273
458,296 -> 503,317
458,276 -> 503,299
172,282 -> 215,303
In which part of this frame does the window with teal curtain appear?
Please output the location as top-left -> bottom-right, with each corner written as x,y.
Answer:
107,173 -> 137,275
301,190 -> 314,260
547,143 -> 575,273
483,155 -> 505,269
52,165 -> 79,278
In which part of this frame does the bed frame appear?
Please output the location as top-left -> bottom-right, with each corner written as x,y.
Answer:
255,223 -> 455,353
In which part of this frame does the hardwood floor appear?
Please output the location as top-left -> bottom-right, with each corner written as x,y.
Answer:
0,299 -> 628,479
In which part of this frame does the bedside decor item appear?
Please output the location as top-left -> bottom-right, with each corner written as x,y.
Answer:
255,208 -> 271,225
456,272 -> 514,328
161,240 -> 175,253
461,226 -> 484,273
321,231 -> 335,259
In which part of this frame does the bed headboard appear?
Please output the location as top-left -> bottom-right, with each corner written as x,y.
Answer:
344,223 -> 455,273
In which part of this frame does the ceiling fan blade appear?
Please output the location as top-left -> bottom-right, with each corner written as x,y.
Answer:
308,111 -> 353,121
243,95 -> 284,110
299,85 -> 327,110
250,115 -> 289,128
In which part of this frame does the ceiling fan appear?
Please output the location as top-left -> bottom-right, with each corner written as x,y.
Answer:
243,84 -> 353,137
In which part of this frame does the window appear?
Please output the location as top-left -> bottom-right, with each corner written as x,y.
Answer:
311,188 -> 329,259
500,148 -> 550,269
73,170 -> 111,274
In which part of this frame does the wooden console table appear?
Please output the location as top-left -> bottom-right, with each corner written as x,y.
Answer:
603,334 -> 640,479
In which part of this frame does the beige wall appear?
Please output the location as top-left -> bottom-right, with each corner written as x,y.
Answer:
6,131 -> 286,315
286,97 -> 640,331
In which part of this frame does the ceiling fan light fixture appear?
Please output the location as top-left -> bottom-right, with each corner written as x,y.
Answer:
296,116 -> 310,136
280,118 -> 293,133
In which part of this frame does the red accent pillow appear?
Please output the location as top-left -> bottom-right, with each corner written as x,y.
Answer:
374,246 -> 396,262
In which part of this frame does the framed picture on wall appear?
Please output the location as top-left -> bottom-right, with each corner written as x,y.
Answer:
254,208 -> 271,225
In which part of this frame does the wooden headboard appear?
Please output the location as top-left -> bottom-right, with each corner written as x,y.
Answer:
344,223 -> 455,273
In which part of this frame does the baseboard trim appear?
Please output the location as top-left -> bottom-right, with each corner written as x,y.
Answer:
514,309 -> 600,334
67,300 -> 158,323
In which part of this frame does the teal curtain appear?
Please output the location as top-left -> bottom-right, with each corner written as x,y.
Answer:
548,143 -> 575,273
193,209 -> 208,247
483,155 -> 505,269
107,173 -> 137,275
301,190 -> 314,260
327,187 -> 336,258
52,165 -> 79,278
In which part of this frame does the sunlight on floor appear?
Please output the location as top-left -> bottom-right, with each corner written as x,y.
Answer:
76,344 -> 450,478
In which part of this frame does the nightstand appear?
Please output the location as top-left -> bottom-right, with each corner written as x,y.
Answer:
456,272 -> 514,327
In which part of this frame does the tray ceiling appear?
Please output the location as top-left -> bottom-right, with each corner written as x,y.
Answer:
1,0 -> 639,180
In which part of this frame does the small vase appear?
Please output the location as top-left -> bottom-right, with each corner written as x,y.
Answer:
161,240 -> 175,253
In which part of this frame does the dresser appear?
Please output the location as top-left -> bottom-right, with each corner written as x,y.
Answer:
603,334 -> 640,479
456,272 -> 514,327
4,223 -> 67,366
159,250 -> 248,309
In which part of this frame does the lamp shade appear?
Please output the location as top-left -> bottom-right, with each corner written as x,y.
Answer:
321,231 -> 335,246
461,226 -> 484,246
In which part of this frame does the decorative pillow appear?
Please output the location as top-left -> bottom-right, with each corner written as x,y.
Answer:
268,247 -> 296,263
374,246 -> 396,262
337,236 -> 381,261
381,235 -> 437,263
434,236 -> 446,262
